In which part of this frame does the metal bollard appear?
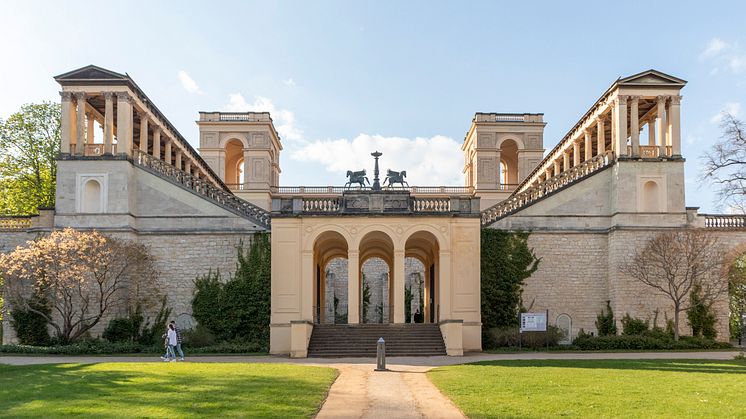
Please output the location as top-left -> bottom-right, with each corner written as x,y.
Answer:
375,337 -> 388,371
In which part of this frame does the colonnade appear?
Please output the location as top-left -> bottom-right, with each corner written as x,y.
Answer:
526,93 -> 682,189
59,89 -> 220,187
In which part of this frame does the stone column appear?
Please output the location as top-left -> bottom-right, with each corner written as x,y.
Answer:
648,119 -> 656,146
139,115 -> 149,153
438,250 -> 451,321
347,250 -> 360,324
103,92 -> 114,155
573,140 -> 581,167
59,91 -> 73,154
393,249 -> 406,323
495,150 -> 502,187
545,168 -> 552,181
656,96 -> 666,157
75,92 -> 86,156
669,95 -> 682,157
562,151 -> 570,172
614,95 -> 628,157
86,113 -> 94,148
553,160 -> 560,176
630,96 -> 640,157
610,102 -> 617,154
116,92 -> 133,156
164,139 -> 172,165
175,150 -> 183,170
596,117 -> 605,155
152,127 -> 161,159
584,129 -> 592,161
185,160 -> 192,175
301,251 -> 314,322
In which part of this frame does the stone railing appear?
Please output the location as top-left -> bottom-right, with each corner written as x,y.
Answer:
411,197 -> 450,213
704,214 -> 746,229
481,151 -> 614,226
268,185 -> 474,196
303,197 -> 341,213
474,113 -> 543,123
199,112 -> 272,122
133,150 -> 271,229
631,145 -> 674,159
0,216 -> 32,231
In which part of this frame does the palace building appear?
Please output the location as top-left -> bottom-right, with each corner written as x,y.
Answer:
1,65 -> 745,356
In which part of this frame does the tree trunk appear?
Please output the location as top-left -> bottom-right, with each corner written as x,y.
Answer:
674,303 -> 680,341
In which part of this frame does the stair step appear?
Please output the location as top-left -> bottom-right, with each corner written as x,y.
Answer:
307,323 -> 447,357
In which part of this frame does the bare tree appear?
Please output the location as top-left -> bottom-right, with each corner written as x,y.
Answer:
0,228 -> 160,343
702,113 -> 746,213
620,230 -> 728,340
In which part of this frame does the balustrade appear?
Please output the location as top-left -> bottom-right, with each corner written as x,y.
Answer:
481,151 -> 614,226
0,216 -> 32,230
133,150 -> 271,228
411,197 -> 450,213
704,215 -> 746,229
302,197 -> 341,213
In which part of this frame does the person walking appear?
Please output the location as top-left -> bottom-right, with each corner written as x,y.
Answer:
164,323 -> 178,362
170,320 -> 185,361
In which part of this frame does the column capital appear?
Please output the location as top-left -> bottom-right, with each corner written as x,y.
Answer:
596,116 -> 605,125
670,95 -> 682,105
629,95 -> 641,102
59,91 -> 73,101
116,92 -> 133,104
103,91 -> 115,100
139,113 -> 150,123
153,125 -> 162,134
656,95 -> 668,104
74,91 -> 86,101
614,95 -> 628,105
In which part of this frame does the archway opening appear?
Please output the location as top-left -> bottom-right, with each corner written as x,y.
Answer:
224,138 -> 245,186
405,231 -> 440,323
313,231 -> 349,324
499,139 -> 519,186
359,231 -> 395,323
361,257 -> 390,323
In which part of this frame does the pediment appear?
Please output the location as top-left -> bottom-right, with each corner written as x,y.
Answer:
54,65 -> 127,82
618,70 -> 687,87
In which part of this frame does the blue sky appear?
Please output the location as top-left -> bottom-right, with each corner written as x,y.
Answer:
1,0 -> 745,212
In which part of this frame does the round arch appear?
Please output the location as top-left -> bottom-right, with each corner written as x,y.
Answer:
404,230 -> 441,324
313,230 -> 350,324
496,136 -> 525,150
218,135 -> 249,149
224,138 -> 245,185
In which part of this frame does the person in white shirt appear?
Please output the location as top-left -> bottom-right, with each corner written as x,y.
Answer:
162,323 -> 178,362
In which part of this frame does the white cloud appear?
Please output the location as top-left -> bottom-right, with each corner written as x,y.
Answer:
701,38 -> 729,59
223,93 -> 304,142
177,70 -> 201,94
283,78 -> 296,87
710,102 -> 741,123
291,134 -> 463,185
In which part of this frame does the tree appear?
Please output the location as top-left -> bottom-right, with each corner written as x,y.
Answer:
595,301 -> 617,336
0,228 -> 161,343
361,274 -> 371,323
0,102 -> 60,215
728,253 -> 746,341
481,229 -> 540,339
702,113 -> 746,212
620,230 -> 728,340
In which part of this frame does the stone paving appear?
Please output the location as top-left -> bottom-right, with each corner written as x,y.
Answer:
1,351 -> 742,418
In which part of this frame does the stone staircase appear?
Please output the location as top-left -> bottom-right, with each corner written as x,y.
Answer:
307,323 -> 447,357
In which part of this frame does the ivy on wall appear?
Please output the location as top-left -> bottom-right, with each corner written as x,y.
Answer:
480,229 -> 540,343
192,233 -> 271,350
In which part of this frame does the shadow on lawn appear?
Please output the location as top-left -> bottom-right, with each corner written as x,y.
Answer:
467,359 -> 746,375
0,363 -> 330,418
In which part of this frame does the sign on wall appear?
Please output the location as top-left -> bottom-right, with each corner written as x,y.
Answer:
520,312 -> 547,332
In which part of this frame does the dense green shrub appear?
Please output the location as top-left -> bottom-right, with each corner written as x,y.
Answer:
595,301 -> 617,336
181,325 -> 217,348
191,233 -> 271,350
621,313 -> 649,336
102,299 -> 171,345
572,334 -> 731,350
0,340 -> 263,355
10,294 -> 50,346
687,284 -> 718,339
484,326 -> 562,349
481,230 -> 540,345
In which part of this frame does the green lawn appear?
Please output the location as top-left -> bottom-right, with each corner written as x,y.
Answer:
0,362 -> 337,418
428,359 -> 746,418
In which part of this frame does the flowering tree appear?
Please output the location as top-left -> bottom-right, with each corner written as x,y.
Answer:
0,228 -> 160,343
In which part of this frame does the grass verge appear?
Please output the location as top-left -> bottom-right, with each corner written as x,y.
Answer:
0,362 -> 337,418
428,359 -> 746,418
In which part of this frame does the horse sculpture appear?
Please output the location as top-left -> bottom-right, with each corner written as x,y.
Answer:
345,169 -> 370,189
383,169 -> 409,188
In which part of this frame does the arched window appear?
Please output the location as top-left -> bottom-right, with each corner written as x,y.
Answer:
82,179 -> 102,213
643,180 -> 659,212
